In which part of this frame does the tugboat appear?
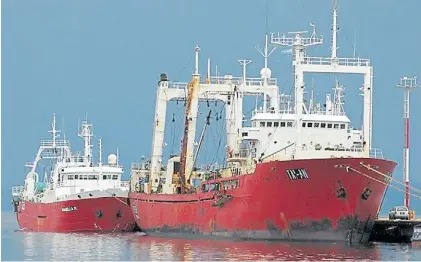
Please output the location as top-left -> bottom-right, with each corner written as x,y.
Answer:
11,114 -> 136,232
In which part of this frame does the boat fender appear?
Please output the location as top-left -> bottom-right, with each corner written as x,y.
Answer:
96,210 -> 103,218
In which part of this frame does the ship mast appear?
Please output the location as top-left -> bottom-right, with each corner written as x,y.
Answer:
271,0 -> 374,155
78,119 -> 93,164
271,27 -> 323,152
48,113 -> 60,148
179,45 -> 201,193
331,0 -> 339,61
98,137 -> 103,167
255,33 -> 277,111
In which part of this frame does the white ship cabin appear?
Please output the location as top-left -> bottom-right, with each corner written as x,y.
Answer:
13,116 -> 130,203
49,153 -> 128,199
240,84 -> 372,162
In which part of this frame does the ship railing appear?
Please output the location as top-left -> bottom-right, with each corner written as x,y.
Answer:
208,76 -> 277,86
56,181 -> 125,189
251,107 -> 346,116
40,151 -> 65,159
300,144 -> 364,152
131,162 -> 148,171
197,163 -> 222,171
40,140 -> 71,147
120,181 -> 130,188
232,148 -> 251,158
12,186 -> 24,196
369,148 -> 384,159
167,77 -> 278,90
168,81 -> 189,89
302,56 -> 371,67
298,144 -> 384,159
59,155 -> 91,164
25,161 -> 35,168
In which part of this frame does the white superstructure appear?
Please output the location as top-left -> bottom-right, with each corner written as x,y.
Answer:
12,114 -> 130,204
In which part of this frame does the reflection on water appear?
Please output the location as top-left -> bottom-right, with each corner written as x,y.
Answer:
2,212 -> 421,261
18,231 -> 384,261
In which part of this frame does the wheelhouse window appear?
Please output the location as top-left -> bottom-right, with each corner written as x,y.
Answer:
321,123 -> 326,128
267,122 -> 272,127
307,123 -> 313,128
280,122 -> 286,127
112,175 -> 118,180
302,123 -> 306,127
103,175 -> 112,180
274,122 -> 279,127
314,123 -> 319,128
287,122 -> 293,127
327,123 -> 333,128
340,124 -> 346,129
334,124 -> 339,129
260,122 -> 265,127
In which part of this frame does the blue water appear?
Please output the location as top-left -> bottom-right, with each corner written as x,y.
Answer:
2,212 -> 421,261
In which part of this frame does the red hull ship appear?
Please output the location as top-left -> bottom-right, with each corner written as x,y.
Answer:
12,114 -> 136,232
129,3 -> 396,244
16,197 -> 134,232
130,158 -> 395,242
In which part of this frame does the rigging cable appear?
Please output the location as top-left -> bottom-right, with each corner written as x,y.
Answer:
347,166 -> 421,201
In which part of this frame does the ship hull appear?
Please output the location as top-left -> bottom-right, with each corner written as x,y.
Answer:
129,158 -> 396,243
15,195 -> 137,232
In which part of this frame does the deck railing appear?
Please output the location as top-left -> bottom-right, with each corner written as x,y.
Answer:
120,181 -> 130,188
12,186 -> 24,196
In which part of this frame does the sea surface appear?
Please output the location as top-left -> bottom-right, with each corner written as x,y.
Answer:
2,212 -> 421,261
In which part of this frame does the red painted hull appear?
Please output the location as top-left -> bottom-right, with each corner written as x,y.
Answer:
129,158 -> 397,243
15,197 -> 137,232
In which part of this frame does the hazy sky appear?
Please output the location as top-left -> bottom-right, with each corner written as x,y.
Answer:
2,0 -> 421,214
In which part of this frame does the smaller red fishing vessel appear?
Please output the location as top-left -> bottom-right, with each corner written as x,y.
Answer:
11,114 -> 136,232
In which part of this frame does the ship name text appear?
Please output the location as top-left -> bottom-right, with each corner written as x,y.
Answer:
61,206 -> 77,212
286,168 -> 310,180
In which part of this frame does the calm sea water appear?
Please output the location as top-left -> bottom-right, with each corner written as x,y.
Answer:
2,212 -> 421,261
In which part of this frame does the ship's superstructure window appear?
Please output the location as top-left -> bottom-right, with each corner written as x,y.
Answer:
298,122 -> 348,129
267,122 -> 272,127
274,122 -> 279,127
281,122 -> 286,127
287,122 -> 293,127
260,122 -> 265,127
